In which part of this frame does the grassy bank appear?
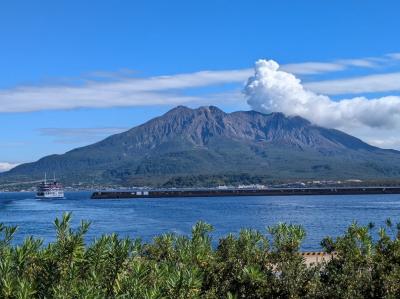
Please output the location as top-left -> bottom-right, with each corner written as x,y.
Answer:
1,213 -> 400,298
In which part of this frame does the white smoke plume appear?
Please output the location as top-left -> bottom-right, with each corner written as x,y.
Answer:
244,59 -> 400,132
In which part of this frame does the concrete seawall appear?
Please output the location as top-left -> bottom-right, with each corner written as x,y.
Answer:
91,186 -> 400,199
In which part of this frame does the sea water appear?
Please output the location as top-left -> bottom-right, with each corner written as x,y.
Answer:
1,192 -> 400,251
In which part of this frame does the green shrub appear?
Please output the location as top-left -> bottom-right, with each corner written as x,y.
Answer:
1,213 -> 400,298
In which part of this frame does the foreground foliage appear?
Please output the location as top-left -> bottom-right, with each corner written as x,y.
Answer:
1,214 -> 400,298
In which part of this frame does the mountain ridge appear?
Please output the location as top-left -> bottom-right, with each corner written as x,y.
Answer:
2,106 -> 400,187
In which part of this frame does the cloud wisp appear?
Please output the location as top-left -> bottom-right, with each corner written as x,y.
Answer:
0,69 -> 254,113
38,127 -> 129,144
281,55 -> 381,75
0,162 -> 19,172
244,59 -> 400,149
305,72 -> 400,95
1,53 -> 400,113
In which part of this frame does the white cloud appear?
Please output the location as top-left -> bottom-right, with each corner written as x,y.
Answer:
281,56 -> 378,75
386,52 -> 400,60
281,62 -> 346,75
0,162 -> 19,172
39,127 -> 128,136
1,53 -> 400,113
38,127 -> 129,144
367,137 -> 400,150
305,72 -> 400,95
244,59 -> 400,149
0,69 -> 254,113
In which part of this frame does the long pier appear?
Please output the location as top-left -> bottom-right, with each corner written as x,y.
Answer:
91,186 -> 400,199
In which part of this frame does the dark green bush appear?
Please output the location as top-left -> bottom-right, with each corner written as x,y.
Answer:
1,214 -> 400,298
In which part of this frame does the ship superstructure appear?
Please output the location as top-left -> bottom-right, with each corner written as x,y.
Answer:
36,174 -> 64,199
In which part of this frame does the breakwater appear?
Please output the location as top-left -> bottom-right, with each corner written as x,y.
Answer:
91,186 -> 400,199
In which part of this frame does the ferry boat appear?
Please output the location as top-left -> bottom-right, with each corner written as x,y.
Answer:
36,174 -> 65,199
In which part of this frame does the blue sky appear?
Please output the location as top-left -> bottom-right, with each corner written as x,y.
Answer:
1,0 -> 400,170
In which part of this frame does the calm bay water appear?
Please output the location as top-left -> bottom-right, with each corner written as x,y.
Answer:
1,192 -> 400,251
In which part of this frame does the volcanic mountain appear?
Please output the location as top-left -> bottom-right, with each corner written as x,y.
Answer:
3,106 -> 400,186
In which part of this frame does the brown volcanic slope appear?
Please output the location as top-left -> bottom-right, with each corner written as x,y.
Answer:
2,106 -> 400,186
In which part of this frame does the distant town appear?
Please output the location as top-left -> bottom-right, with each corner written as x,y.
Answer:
3,178 -> 399,193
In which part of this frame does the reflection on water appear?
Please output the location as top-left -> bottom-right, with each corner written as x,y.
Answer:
1,192 -> 400,251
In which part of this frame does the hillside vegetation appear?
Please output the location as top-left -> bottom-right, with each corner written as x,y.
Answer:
2,214 -> 400,298
2,106 -> 400,187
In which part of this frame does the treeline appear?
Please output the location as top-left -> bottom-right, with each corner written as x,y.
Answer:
161,174 -> 400,188
162,173 -> 273,188
1,214 -> 400,298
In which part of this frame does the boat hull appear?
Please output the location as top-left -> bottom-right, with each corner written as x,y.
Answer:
35,194 -> 65,199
